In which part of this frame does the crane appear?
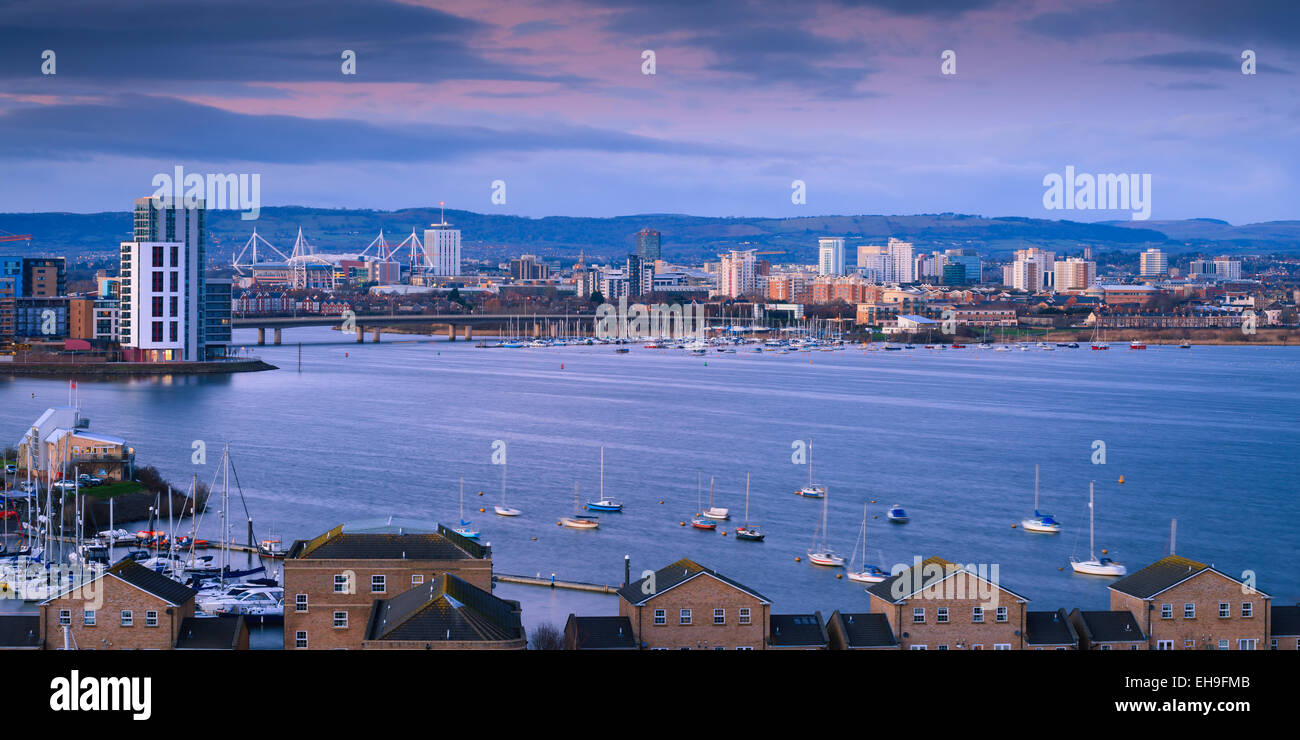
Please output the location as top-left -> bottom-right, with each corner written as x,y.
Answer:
0,234 -> 32,243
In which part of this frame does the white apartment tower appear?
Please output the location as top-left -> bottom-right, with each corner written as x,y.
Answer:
119,196 -> 206,362
1140,248 -> 1167,278
423,221 -> 462,277
1007,247 -> 1056,291
818,238 -> 845,276
715,249 -> 757,298
887,238 -> 916,283
1053,257 -> 1097,291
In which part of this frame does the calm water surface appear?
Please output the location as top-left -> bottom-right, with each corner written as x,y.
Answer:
3,329 -> 1297,623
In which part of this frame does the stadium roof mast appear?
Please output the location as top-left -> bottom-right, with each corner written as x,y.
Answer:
231,228 -> 289,275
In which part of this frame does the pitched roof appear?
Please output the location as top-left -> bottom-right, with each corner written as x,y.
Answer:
0,614 -> 41,648
288,526 -> 481,561
1272,605 -> 1300,637
1070,609 -> 1146,643
1024,609 -> 1078,646
564,615 -> 636,650
1107,555 -> 1268,599
865,556 -> 1028,604
618,558 -> 770,606
770,612 -> 828,647
828,611 -> 897,648
175,616 -> 243,650
365,573 -> 522,644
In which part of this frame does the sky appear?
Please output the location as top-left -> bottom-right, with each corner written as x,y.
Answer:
0,0 -> 1297,224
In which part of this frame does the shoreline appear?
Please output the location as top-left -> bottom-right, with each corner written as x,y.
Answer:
0,358 -> 278,378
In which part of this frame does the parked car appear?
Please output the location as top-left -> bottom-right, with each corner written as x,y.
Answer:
77,474 -> 104,486
4,464 -> 16,475
53,480 -> 77,492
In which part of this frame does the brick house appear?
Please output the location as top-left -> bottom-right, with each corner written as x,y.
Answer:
826,611 -> 898,650
866,556 -> 1030,650
564,616 -> 637,650
769,613 -> 828,650
361,573 -> 525,650
39,561 -> 197,650
1107,555 -> 1271,650
1024,609 -> 1078,650
1271,605 -> 1300,651
1069,609 -> 1147,650
617,558 -> 771,650
283,521 -> 493,650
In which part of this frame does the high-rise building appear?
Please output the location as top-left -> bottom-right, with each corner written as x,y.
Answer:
818,238 -> 845,276
637,228 -> 661,263
944,250 -> 982,285
625,254 -> 653,297
1053,257 -> 1097,291
204,278 -> 232,358
887,238 -> 915,283
1006,247 -> 1056,291
715,250 -> 756,298
509,255 -> 551,281
21,258 -> 65,297
1140,248 -> 1167,278
1213,257 -> 1242,281
120,196 -> 207,361
423,222 -> 462,277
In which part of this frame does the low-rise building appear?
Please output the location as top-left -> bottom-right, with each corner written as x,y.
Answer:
39,561 -> 201,651
825,611 -> 899,650
361,573 -> 525,650
1069,609 -> 1147,650
769,612 -> 828,649
1108,555 -> 1270,650
283,519 -> 493,650
1269,604 -> 1300,651
564,615 -> 638,650
616,558 -> 772,650
1024,609 -> 1078,650
866,556 -> 1030,650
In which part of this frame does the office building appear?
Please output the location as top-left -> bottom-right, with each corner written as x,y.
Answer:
1139,248 -> 1167,278
203,278 -> 232,359
1053,258 -> 1097,292
22,258 -> 65,297
509,255 -> 550,281
637,228 -> 661,263
423,222 -> 462,277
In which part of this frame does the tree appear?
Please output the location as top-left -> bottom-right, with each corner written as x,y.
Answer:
447,287 -> 462,305
529,622 -> 564,650
589,290 -> 605,305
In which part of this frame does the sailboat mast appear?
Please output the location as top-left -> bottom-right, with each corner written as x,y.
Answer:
599,446 -> 604,499
1088,480 -> 1095,561
808,437 -> 814,485
1034,464 -> 1040,510
744,473 -> 750,525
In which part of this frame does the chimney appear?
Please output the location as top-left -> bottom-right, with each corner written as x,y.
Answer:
623,555 -> 630,587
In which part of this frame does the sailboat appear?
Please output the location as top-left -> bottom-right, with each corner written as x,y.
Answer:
796,437 -> 826,498
690,471 -> 715,529
701,476 -> 729,520
847,504 -> 887,582
493,458 -> 521,517
1020,464 -> 1061,533
452,477 -> 480,539
734,473 -> 764,542
1090,311 -> 1109,350
561,483 -> 599,529
585,446 -> 624,512
807,485 -> 844,567
1069,481 -> 1126,576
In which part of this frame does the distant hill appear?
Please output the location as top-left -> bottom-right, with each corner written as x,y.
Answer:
3,207 -> 1298,264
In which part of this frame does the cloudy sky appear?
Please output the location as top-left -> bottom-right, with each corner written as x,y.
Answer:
0,0 -> 1297,223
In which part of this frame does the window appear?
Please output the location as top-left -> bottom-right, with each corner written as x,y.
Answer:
910,645 -> 927,650
1241,602 -> 1253,618
972,606 -> 984,623
333,574 -> 349,593
169,321 -> 177,342
653,609 -> 666,625
936,607 -> 948,624
995,607 -> 1008,623
152,246 -> 164,267
1130,645 -> 1139,650
1218,602 -> 1230,618
170,245 -> 179,266
371,575 -> 385,593
152,321 -> 163,342
333,611 -> 348,629
1184,603 -> 1195,619
412,574 -> 424,586
83,610 -> 95,626
993,644 -> 1011,650
58,609 -> 70,626
1156,640 -> 1174,650
152,296 -> 163,317
1238,639 -> 1257,650
121,610 -> 133,627
912,607 -> 925,624
738,608 -> 751,625
170,296 -> 178,317
1161,603 -> 1173,619
680,609 -> 692,625
713,609 -> 725,625
1184,639 -> 1195,649
736,646 -> 754,650
1270,639 -> 1278,650
295,594 -> 307,612
295,631 -> 308,649
1218,639 -> 1229,650
169,272 -> 178,292
937,645 -> 948,651
1099,645 -> 1112,651
152,271 -> 163,292
145,611 -> 158,627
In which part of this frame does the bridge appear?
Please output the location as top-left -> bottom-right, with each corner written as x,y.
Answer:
232,313 -> 601,345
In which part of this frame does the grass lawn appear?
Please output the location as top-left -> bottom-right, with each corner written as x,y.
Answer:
82,481 -> 147,499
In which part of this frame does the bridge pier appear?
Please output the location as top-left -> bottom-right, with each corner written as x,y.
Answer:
446,324 -> 456,342
257,328 -> 265,345
355,326 -> 364,343
273,328 -> 282,345
371,329 -> 380,343
462,325 -> 472,341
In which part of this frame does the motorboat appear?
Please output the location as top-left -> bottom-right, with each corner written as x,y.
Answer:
887,506 -> 909,523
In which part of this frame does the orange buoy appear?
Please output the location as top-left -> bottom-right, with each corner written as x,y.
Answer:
836,573 -> 842,579
1011,523 -> 1017,528
680,521 -> 685,526
795,556 -> 802,562
1101,548 -> 1108,555
1118,475 -> 1125,484
478,507 -> 485,513
531,537 -> 537,541
721,531 -> 727,536
561,363 -> 564,369
556,521 -> 562,526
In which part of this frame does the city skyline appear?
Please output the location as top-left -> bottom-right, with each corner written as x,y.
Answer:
0,0 -> 1297,223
